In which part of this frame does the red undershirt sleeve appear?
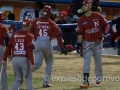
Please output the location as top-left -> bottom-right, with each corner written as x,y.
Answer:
27,48 -> 34,65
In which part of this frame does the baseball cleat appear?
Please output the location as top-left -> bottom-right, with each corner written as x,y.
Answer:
43,84 -> 52,88
80,83 -> 89,89
96,82 -> 101,86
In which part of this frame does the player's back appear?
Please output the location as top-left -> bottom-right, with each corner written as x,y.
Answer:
31,16 -> 61,40
10,30 -> 32,57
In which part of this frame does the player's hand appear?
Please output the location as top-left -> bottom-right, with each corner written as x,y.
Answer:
1,60 -> 6,65
102,33 -> 107,41
77,9 -> 83,13
31,65 -> 35,72
76,43 -> 83,56
102,33 -> 110,41
8,55 -> 12,62
61,48 -> 68,55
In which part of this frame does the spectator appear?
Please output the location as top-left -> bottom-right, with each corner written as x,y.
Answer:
56,11 -> 76,24
7,13 -> 15,20
33,1 -> 56,21
7,13 -> 16,38
55,11 -> 77,47
33,1 -> 44,19
50,13 -> 57,21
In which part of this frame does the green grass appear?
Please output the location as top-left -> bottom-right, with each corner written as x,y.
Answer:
7,74 -> 43,90
6,74 -> 120,90
5,53 -> 120,90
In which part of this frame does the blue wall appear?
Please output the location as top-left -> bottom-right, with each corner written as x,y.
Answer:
38,0 -> 120,8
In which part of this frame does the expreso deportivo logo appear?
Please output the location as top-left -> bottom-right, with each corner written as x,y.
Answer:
20,6 -> 35,21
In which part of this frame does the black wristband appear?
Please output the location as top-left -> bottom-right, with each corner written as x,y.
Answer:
77,43 -> 81,46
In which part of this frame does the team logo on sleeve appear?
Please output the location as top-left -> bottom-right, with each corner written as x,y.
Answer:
82,21 -> 87,25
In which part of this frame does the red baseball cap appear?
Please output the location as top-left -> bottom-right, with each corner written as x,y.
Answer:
82,0 -> 92,5
59,11 -> 67,20
22,19 -> 32,26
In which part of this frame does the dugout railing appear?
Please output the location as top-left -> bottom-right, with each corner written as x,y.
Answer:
3,20 -> 119,50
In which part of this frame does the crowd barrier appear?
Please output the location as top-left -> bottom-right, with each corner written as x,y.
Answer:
3,20 -> 118,48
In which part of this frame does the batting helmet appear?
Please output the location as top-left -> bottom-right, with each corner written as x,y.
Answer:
22,19 -> 32,26
43,5 -> 52,16
65,44 -> 74,52
0,12 -> 4,22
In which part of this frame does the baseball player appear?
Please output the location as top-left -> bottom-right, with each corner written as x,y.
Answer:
0,12 -> 9,90
76,0 -> 109,89
1,19 -> 35,90
30,5 -> 68,88
70,0 -> 101,18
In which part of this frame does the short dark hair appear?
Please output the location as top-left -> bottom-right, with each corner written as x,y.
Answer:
7,13 -> 15,20
35,1 -> 44,8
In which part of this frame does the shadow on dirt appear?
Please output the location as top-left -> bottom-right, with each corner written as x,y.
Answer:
102,61 -> 120,65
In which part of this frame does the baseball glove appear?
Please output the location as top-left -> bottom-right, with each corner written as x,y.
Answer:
65,44 -> 74,52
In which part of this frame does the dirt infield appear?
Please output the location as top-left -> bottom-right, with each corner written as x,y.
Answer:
7,53 -> 120,90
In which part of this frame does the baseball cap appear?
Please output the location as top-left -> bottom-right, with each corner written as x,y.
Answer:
43,5 -> 52,16
22,19 -> 32,26
59,11 -> 67,20
82,0 -> 92,5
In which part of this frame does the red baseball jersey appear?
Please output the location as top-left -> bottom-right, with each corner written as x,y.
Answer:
8,30 -> 35,57
77,12 -> 108,41
30,17 -> 62,40
0,23 -> 9,46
